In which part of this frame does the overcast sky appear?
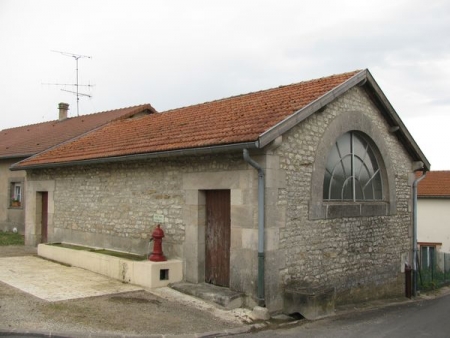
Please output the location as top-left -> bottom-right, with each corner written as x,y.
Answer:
0,0 -> 449,169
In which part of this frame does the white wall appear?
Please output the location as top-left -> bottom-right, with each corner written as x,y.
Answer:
418,199 -> 450,252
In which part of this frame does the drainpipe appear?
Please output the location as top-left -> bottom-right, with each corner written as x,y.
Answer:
412,169 -> 427,297
243,148 -> 265,306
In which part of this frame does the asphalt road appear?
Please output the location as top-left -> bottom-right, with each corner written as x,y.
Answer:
234,293 -> 450,338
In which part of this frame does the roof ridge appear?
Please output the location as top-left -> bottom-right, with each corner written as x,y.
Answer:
1,103 -> 153,132
86,103 -> 153,116
162,70 -> 362,114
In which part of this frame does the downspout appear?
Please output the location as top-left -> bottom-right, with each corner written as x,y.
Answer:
243,148 -> 265,306
412,169 -> 427,297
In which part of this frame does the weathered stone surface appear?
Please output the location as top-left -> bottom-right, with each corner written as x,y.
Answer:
251,306 -> 271,320
283,283 -> 335,320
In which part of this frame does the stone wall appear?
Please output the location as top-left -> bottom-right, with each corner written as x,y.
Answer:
275,86 -> 413,305
29,153 -> 249,255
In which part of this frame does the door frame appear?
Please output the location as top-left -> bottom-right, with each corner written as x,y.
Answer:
39,192 -> 49,243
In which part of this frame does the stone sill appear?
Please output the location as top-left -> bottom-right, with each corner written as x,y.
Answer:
310,201 -> 390,219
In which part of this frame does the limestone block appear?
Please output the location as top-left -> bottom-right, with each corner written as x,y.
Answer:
265,168 -> 286,189
251,306 -> 271,320
283,283 -> 336,320
231,205 -> 255,229
265,228 -> 279,251
230,227 -> 242,249
241,228 -> 258,250
231,189 -> 243,206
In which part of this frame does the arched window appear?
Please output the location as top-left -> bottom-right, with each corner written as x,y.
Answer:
323,131 -> 383,201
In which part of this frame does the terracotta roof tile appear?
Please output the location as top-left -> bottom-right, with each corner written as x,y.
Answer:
15,71 -> 360,167
417,171 -> 450,197
0,104 -> 155,159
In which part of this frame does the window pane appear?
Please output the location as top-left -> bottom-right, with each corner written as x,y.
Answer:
336,133 -> 351,159
373,172 -> 383,199
430,246 -> 435,268
342,177 -> 353,200
323,131 -> 383,201
15,185 -> 22,201
421,247 -> 428,268
355,178 -> 365,200
323,170 -> 331,199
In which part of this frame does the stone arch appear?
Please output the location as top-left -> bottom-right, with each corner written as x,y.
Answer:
310,111 -> 396,219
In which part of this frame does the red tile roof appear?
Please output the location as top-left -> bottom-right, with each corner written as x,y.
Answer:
417,171 -> 450,198
0,104 -> 155,159
15,71 -> 361,168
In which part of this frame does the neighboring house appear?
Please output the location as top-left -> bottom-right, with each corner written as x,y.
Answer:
12,69 -> 430,312
417,171 -> 450,269
0,103 -> 155,234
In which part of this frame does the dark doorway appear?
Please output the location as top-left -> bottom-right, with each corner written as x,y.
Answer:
40,192 -> 48,243
205,190 -> 231,287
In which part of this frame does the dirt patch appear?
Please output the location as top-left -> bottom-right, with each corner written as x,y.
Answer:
0,282 -> 244,336
109,294 -> 162,305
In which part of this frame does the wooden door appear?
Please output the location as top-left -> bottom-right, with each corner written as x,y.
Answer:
41,192 -> 48,243
205,190 -> 231,287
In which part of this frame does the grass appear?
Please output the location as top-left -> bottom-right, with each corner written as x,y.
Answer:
0,231 -> 24,246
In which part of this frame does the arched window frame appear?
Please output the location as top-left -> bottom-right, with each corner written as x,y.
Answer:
309,111 -> 396,220
323,131 -> 383,201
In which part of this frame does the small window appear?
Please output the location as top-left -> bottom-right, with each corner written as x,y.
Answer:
10,182 -> 22,207
323,131 -> 383,201
420,245 -> 436,270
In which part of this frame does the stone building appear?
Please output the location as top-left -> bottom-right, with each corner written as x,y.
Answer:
13,69 -> 430,312
0,104 -> 154,234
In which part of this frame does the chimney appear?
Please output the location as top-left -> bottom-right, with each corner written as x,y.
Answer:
58,102 -> 69,120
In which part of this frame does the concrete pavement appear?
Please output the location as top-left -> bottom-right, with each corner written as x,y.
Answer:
0,255 -> 143,302
0,249 -> 254,337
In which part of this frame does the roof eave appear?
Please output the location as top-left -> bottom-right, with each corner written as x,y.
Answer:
0,154 -> 34,161
418,195 -> 450,199
11,141 -> 259,171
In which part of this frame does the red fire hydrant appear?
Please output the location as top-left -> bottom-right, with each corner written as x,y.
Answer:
149,224 -> 166,262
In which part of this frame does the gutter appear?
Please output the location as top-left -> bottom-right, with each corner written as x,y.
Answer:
412,168 -> 427,297
243,148 -> 265,307
11,141 -> 259,171
0,154 -> 35,161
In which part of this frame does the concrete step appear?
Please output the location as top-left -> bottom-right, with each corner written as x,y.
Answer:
171,282 -> 245,310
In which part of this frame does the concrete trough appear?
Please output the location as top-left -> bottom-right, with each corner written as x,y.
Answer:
283,283 -> 336,320
38,243 -> 182,289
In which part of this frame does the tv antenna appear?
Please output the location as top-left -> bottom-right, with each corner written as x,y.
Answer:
43,50 -> 93,116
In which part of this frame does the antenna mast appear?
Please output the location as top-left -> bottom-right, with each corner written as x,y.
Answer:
47,50 -> 93,116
